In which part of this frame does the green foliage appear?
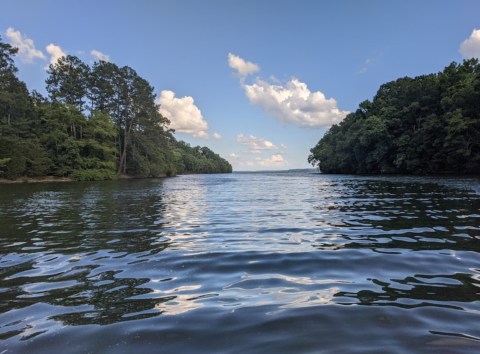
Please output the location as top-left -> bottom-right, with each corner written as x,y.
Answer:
46,55 -> 90,111
0,36 -> 33,139
0,35 -> 19,74
173,141 -> 232,174
0,35 -> 231,181
309,59 -> 480,175
0,137 -> 52,179
71,169 -> 118,181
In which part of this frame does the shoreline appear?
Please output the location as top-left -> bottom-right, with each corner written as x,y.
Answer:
0,174 -> 171,185
0,177 -> 73,184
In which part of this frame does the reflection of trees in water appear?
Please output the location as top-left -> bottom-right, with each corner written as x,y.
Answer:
2,175 -> 480,339
311,179 -> 480,309
1,264 -> 172,329
0,181 -> 178,330
0,176 -> 218,333
334,273 -> 480,308
314,234 -> 480,253
51,274 -> 173,325
312,179 -> 480,253
0,178 -> 215,329
1,181 -> 170,255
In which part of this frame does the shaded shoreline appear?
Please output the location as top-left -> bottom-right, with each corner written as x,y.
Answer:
0,177 -> 73,184
0,175 -> 143,185
0,173 -> 235,184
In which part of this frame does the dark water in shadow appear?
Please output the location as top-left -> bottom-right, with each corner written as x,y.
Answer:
0,172 -> 479,353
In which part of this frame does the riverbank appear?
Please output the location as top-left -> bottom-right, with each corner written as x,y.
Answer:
0,173 -> 173,185
0,171 -> 241,184
0,177 -> 73,184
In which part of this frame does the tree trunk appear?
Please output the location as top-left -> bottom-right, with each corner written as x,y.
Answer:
118,130 -> 127,174
123,129 -> 127,174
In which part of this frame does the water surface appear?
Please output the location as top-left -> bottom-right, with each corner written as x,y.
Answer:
1,172 -> 479,353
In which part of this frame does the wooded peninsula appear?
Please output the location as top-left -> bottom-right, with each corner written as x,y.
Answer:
309,59 -> 480,175
0,36 -> 232,181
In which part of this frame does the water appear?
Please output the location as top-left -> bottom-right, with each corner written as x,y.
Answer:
1,172 -> 479,353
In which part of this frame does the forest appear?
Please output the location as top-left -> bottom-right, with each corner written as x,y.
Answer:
0,36 -> 231,181
309,59 -> 480,175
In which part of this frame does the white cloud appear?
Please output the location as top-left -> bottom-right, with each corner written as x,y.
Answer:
460,28 -> 480,59
228,53 -> 260,77
5,27 -> 45,63
46,43 -> 67,66
156,90 -> 209,139
228,132 -> 290,170
244,77 -> 348,128
91,49 -> 110,62
259,154 -> 288,167
228,54 -> 348,128
212,132 -> 222,140
229,151 -> 288,169
236,133 -> 278,153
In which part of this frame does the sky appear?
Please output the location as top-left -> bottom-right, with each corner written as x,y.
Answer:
2,0 -> 480,171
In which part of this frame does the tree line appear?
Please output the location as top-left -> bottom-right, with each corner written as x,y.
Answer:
0,36 -> 231,180
309,59 -> 480,175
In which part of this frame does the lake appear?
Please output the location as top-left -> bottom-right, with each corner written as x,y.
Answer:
1,172 -> 479,353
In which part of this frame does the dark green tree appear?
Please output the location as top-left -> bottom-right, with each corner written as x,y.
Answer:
0,35 -> 33,137
46,55 -> 90,112
0,34 -> 231,180
309,59 -> 480,175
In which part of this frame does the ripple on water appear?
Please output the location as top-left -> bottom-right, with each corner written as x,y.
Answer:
0,173 -> 480,353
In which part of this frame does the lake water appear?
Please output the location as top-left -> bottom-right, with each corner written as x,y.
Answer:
1,172 -> 480,353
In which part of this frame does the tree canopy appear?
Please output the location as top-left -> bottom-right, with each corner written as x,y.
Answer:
309,59 -> 480,175
0,35 -> 231,180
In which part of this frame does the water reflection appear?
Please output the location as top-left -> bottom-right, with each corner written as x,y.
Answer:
335,272 -> 480,308
222,273 -> 342,309
1,173 -> 480,352
159,175 -> 210,253
0,180 -> 174,335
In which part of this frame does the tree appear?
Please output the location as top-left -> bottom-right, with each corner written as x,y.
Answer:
309,59 -> 480,175
46,55 -> 90,112
0,35 -> 18,74
0,35 -> 33,137
87,62 -> 172,175
172,141 -> 232,174
0,34 -> 231,180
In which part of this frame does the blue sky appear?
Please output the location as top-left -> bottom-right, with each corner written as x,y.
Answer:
2,0 -> 480,170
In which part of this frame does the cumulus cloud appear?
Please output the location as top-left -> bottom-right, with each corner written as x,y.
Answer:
228,53 -> 260,77
228,133 -> 289,169
91,49 -> 110,62
46,43 -> 67,66
156,90 -> 209,139
460,28 -> 480,59
244,78 -> 348,128
5,27 -> 45,63
236,133 -> 278,153
229,151 -> 288,169
212,132 -> 222,140
228,53 -> 348,128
